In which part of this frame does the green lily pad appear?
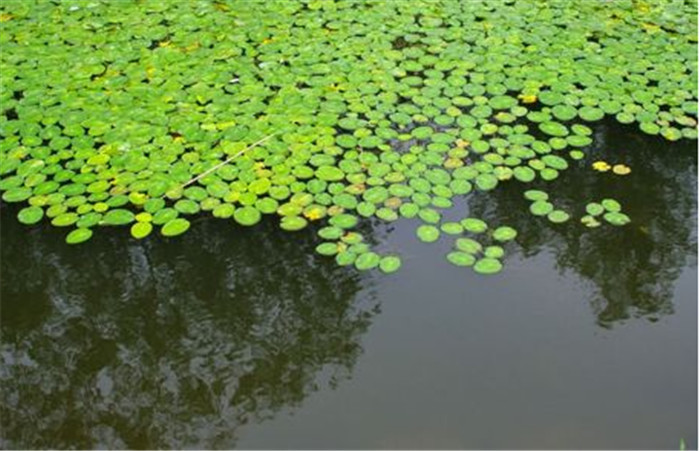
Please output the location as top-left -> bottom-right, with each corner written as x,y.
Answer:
130,222 -> 153,239
547,210 -> 570,223
461,218 -> 488,233
473,258 -> 503,275
416,225 -> 440,243
161,218 -> 191,237
492,226 -> 517,242
65,228 -> 93,245
447,251 -> 476,267
604,211 -> 631,226
379,255 -> 402,274
441,222 -> 464,235
280,215 -> 308,231
316,242 -> 339,256
234,206 -> 262,226
524,190 -> 548,201
17,206 -> 44,225
484,246 -> 505,259
601,198 -> 622,212
355,252 -> 381,271
329,213 -> 358,229
102,209 -> 135,226
585,202 -> 605,216
530,201 -> 554,216
455,237 -> 482,254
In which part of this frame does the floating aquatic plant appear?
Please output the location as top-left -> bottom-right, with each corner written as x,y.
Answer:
0,0 -> 696,275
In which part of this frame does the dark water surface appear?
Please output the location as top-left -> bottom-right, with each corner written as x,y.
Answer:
1,121 -> 697,449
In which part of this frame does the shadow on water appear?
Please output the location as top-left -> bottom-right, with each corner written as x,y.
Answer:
0,119 -> 696,449
0,214 -> 379,449
466,119 -> 697,327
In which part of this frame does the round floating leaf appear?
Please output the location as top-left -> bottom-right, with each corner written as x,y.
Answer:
329,213 -> 358,229
65,228 -> 93,245
581,215 -> 602,228
315,166 -> 345,182
355,252 -> 381,271
17,206 -> 44,225
52,212 -> 79,227
604,211 -> 631,226
524,190 -> 548,201
455,237 -> 482,254
547,210 -> 570,223
513,167 -> 536,183
441,222 -> 464,235
601,198 -> 621,212
318,226 -> 344,240
418,208 -> 441,224
473,258 -> 503,275
530,201 -> 554,216
539,121 -> 569,137
447,251 -> 476,267
102,209 -> 135,226
586,202 -> 605,216
161,218 -> 191,237
612,164 -> 631,175
461,217 -> 488,233
280,215 -> 308,231
379,255 -> 402,274
416,225 -> 440,243
3,187 -> 32,203
234,206 -> 262,226
492,226 -> 517,242
130,222 -> 153,239
484,246 -> 505,259
316,242 -> 339,256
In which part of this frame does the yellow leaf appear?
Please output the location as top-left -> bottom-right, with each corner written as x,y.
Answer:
0,13 -> 13,22
592,161 -> 611,172
612,164 -> 631,175
519,94 -> 537,104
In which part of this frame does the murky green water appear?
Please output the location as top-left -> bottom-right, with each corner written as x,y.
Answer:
1,120 -> 697,449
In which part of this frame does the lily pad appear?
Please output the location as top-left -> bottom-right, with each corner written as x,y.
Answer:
461,218 -> 488,233
234,206 -> 262,226
416,225 -> 440,243
130,222 -> 153,239
547,210 -> 570,223
65,228 -> 93,245
446,251 -> 476,267
492,226 -> 517,242
161,218 -> 191,237
530,201 -> 554,216
379,255 -> 402,274
355,252 -> 381,271
473,258 -> 503,275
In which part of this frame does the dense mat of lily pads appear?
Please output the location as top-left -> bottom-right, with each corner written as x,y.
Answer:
0,0 -> 697,274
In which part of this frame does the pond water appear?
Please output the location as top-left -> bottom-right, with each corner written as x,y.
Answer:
1,120 -> 697,449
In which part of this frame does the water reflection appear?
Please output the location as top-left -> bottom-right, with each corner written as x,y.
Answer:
0,216 -> 377,449
467,120 -> 697,326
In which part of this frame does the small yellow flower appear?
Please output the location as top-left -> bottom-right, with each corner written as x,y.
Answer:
612,164 -> 631,175
519,94 -> 538,104
592,161 -> 611,172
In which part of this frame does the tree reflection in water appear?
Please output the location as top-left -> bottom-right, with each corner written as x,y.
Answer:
466,120 -> 697,327
0,215 -> 378,449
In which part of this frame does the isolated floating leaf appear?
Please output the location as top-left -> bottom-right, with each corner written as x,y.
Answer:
65,228 -> 93,245
379,255 -> 402,274
416,225 -> 440,243
492,226 -> 517,242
